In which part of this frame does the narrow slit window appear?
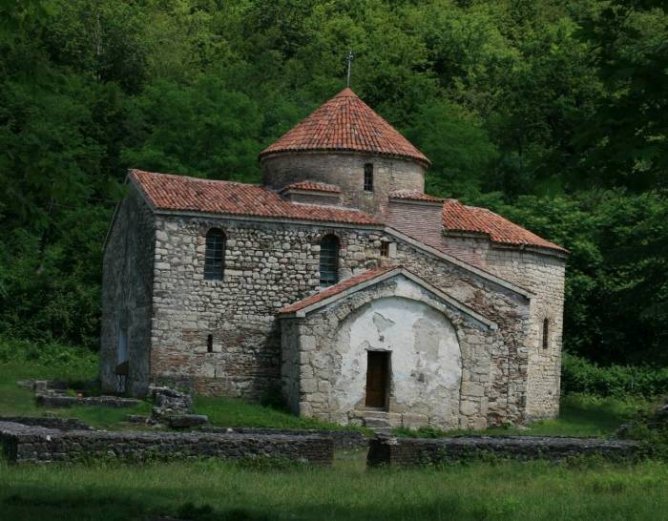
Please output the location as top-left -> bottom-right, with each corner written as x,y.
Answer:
319,234 -> 340,287
364,163 -> 374,192
117,325 -> 129,364
204,228 -> 226,280
207,334 -> 213,353
542,318 -> 549,349
380,241 -> 390,257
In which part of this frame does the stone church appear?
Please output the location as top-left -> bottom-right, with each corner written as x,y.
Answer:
101,88 -> 567,430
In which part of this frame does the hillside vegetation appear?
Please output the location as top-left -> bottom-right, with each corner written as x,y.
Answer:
0,0 -> 666,369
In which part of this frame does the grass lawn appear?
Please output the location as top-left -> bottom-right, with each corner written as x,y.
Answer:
0,338 -> 354,432
0,454 -> 666,520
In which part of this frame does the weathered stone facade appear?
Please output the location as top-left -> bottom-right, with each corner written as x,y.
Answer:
100,189 -> 154,396
101,87 -> 567,431
280,271 -> 514,430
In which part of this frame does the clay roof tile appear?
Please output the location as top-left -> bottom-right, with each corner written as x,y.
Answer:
442,199 -> 567,253
130,170 -> 378,226
260,88 -> 430,166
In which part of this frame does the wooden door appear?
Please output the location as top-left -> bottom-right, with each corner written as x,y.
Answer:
366,351 -> 390,408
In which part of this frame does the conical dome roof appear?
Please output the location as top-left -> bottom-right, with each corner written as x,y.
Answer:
260,88 -> 430,166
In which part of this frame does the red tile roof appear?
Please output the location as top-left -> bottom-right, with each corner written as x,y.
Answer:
442,200 -> 567,253
279,266 -> 398,314
130,170 -> 379,225
130,170 -> 564,254
389,189 -> 444,203
281,180 -> 341,193
260,88 -> 430,166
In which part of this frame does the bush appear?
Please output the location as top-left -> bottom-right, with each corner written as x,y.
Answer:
0,337 -> 97,382
562,353 -> 668,398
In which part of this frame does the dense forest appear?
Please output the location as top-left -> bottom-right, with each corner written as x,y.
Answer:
0,0 -> 665,367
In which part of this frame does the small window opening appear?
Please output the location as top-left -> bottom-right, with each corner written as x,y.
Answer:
207,334 -> 213,353
542,318 -> 549,349
319,234 -> 340,287
117,324 -> 129,364
380,241 -> 390,257
364,163 -> 374,192
204,228 -> 226,280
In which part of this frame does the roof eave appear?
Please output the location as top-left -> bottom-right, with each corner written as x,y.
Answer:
258,148 -> 431,168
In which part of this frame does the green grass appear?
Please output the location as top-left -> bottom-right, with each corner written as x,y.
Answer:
196,395 -> 365,431
0,338 -> 666,520
0,455 -> 666,520
0,338 -> 353,432
0,339 -> 150,429
0,337 -> 652,435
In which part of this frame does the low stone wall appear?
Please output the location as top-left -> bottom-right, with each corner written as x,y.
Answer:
368,435 -> 646,466
0,416 -> 93,431
36,394 -> 142,408
0,421 -> 333,465
202,427 -> 369,450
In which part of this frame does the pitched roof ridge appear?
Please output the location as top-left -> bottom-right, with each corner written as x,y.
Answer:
389,189 -> 444,202
281,180 -> 342,193
288,201 -> 366,212
131,169 -> 259,188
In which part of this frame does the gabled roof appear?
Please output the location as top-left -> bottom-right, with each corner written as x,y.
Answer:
279,266 -> 395,315
260,88 -> 430,166
389,189 -> 444,203
279,266 -> 497,329
129,170 -> 379,226
442,200 -> 567,253
128,170 -> 565,256
281,180 -> 341,194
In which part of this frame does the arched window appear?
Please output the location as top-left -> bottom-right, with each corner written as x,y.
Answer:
319,234 -> 340,287
542,318 -> 549,349
204,228 -> 226,280
364,163 -> 374,192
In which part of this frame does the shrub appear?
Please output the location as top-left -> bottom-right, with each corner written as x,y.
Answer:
562,353 -> 668,398
0,337 -> 97,382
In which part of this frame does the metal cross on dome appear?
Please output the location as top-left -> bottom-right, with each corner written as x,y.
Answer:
346,50 -> 354,88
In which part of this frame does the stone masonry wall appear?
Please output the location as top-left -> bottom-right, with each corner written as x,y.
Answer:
391,239 -> 532,426
101,188 -> 155,396
150,208 -> 533,422
282,274 -> 522,430
261,151 -> 426,216
0,421 -> 333,465
441,236 -> 566,419
150,215 -> 387,398
367,435 -> 645,466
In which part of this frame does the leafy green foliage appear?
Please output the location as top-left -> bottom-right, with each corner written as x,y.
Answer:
562,354 -> 668,397
0,0 -> 666,374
